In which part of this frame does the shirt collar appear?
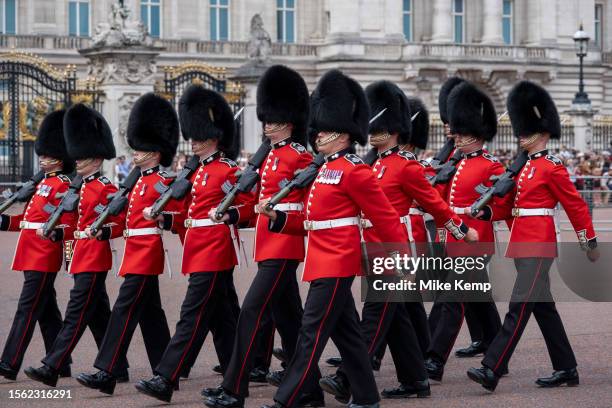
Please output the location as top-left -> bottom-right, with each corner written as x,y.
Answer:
464,149 -> 484,159
272,137 -> 291,149
529,149 -> 548,160
378,145 -> 400,159
141,165 -> 159,176
44,171 -> 59,178
84,171 -> 101,183
325,147 -> 353,162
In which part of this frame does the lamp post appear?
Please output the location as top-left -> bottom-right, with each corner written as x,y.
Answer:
572,24 -> 591,105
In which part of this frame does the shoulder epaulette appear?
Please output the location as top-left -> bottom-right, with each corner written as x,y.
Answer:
57,174 -> 71,183
158,170 -> 175,179
482,152 -> 500,163
545,155 -> 563,165
219,158 -> 238,167
97,176 -> 111,185
418,159 -> 431,168
290,142 -> 307,154
398,151 -> 417,161
344,154 -> 363,166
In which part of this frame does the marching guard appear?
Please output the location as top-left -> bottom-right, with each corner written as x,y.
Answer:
76,93 -> 180,395
24,103 -> 129,387
0,110 -> 76,381
468,81 -> 599,391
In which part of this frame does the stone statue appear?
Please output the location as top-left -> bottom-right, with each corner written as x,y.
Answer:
247,14 -> 271,65
91,1 -> 153,48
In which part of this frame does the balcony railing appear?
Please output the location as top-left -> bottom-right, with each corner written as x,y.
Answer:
402,43 -> 555,62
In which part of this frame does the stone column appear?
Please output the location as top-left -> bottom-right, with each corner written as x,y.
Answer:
430,0 -> 452,43
481,0 -> 503,44
230,64 -> 268,154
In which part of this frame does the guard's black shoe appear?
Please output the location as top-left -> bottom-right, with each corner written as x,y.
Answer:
135,375 -> 175,403
348,403 -> 379,408
535,368 -> 579,388
298,391 -> 325,407
467,366 -> 499,392
319,374 -> 350,404
116,371 -> 130,383
325,356 -> 342,367
424,357 -> 444,382
0,361 -> 17,381
381,380 -> 430,399
249,367 -> 269,383
213,364 -> 224,374
58,365 -> 71,378
76,370 -> 117,395
371,356 -> 381,371
201,385 -> 223,398
24,365 -> 58,387
272,348 -> 288,363
266,370 -> 284,387
455,341 -> 487,358
204,390 -> 244,408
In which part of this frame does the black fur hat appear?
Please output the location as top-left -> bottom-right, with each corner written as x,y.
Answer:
179,85 -> 235,153
507,80 -> 561,139
365,80 -> 412,144
127,93 -> 179,167
35,109 -> 74,173
406,97 -> 430,149
308,69 -> 370,149
447,82 -> 497,141
64,103 -> 115,161
438,77 -> 465,124
256,65 -> 309,146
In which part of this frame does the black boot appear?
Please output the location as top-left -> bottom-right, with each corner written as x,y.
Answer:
424,357 -> 444,382
455,341 -> 486,358
266,370 -> 284,387
260,403 -> 284,408
76,370 -> 117,395
467,366 -> 500,392
348,403 -> 379,408
535,368 -> 579,388
325,356 -> 342,367
213,364 -> 224,374
272,348 -> 288,363
201,385 -> 224,398
371,356 -> 382,371
319,374 -> 350,404
0,361 -> 18,381
204,390 -> 244,408
381,380 -> 430,399
135,375 -> 175,403
249,366 -> 269,383
24,365 -> 59,387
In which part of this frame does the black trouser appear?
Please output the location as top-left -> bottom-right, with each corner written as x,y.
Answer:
1,271 -> 71,372
275,277 -> 379,407
222,259 -> 314,397
404,300 -> 431,357
482,258 -> 577,376
43,272 -> 127,372
155,270 -> 233,382
94,274 -> 170,377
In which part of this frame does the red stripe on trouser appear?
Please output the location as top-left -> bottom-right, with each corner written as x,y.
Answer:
367,302 -> 389,354
11,273 -> 48,367
107,278 -> 147,372
265,323 -> 276,362
234,260 -> 288,394
493,259 -> 543,372
170,273 -> 218,382
444,303 -> 465,360
55,274 -> 98,369
287,279 -> 340,407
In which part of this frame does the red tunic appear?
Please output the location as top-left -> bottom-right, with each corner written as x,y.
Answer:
269,150 -> 407,281
490,150 -> 596,258
2,172 -> 76,273
69,172 -> 124,274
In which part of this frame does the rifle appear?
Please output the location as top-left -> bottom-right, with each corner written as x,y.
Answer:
149,155 -> 201,218
0,170 -> 45,214
470,150 -> 529,217
429,138 -> 456,169
215,139 -> 272,220
264,153 -> 326,212
42,175 -> 83,238
428,149 -> 463,185
362,148 -> 379,166
89,167 -> 142,236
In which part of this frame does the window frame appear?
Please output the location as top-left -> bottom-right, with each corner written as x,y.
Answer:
68,0 -> 91,37
210,0 -> 231,42
502,0 -> 513,45
0,0 -> 17,35
452,0 -> 465,44
595,3 -> 603,49
276,0 -> 296,43
141,0 -> 162,38
402,0 -> 413,42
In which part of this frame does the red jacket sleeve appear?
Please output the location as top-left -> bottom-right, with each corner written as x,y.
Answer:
1,210 -> 25,231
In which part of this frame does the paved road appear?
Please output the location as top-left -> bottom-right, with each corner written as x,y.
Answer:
0,207 -> 611,407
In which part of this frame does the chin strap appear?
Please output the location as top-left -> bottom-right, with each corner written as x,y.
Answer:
316,132 -> 341,147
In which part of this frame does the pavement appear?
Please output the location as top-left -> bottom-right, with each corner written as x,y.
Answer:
0,206 -> 611,407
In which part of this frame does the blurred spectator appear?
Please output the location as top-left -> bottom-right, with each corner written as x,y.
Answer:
115,155 -> 131,184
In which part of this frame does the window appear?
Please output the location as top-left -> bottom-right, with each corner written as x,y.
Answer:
69,1 -> 90,37
502,0 -> 513,44
402,0 -> 412,42
277,0 -> 295,43
452,0 -> 464,43
595,4 -> 603,49
0,0 -> 16,34
210,0 -> 229,41
141,0 -> 161,38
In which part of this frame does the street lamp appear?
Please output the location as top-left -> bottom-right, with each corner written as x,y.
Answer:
572,24 -> 591,105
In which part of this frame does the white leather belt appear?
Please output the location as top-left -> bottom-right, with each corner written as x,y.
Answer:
73,230 -> 89,240
512,208 -> 555,217
19,221 -> 44,230
362,215 -> 413,229
304,217 -> 359,231
123,227 -> 162,238
450,206 -> 472,215
409,208 -> 424,216
184,218 -> 218,228
256,202 -> 303,212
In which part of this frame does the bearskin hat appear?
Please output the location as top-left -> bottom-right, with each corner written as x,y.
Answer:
256,65 -> 309,146
63,103 -> 115,161
438,77 -> 465,124
406,97 -> 430,149
127,93 -> 179,167
308,69 -> 370,149
365,80 -> 412,144
507,80 -> 561,139
447,82 -> 497,141
35,109 -> 74,173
